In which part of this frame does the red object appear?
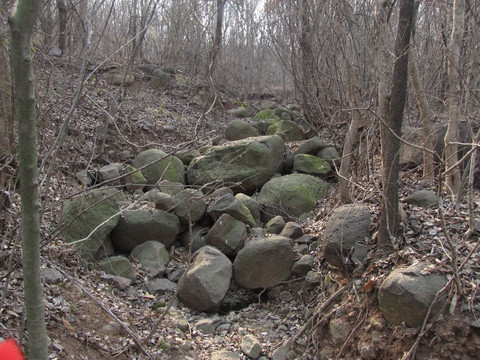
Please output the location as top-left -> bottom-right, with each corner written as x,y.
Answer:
0,339 -> 26,360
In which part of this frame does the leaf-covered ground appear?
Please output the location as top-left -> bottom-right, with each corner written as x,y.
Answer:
1,55 -> 479,359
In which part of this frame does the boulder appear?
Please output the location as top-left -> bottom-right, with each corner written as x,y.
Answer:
227,107 -> 249,118
267,120 -> 304,141
317,147 -> 340,168
187,135 -> 285,195
279,222 -> 304,239
293,154 -> 331,176
235,193 -> 261,225
257,174 -> 330,222
292,255 -> 314,277
104,69 -> 135,86
285,137 -> 325,170
253,108 -> 279,120
61,188 -> 125,259
99,256 -> 136,282
322,205 -> 371,268
151,68 -> 170,89
405,190 -> 439,208
241,334 -> 262,359
132,149 -> 185,185
178,246 -> 232,312
233,236 -> 294,289
124,164 -> 147,192
176,148 -> 201,165
158,179 -> 184,196
153,192 -> 176,211
266,215 -> 285,234
205,214 -> 247,255
378,262 -> 448,327
180,224 -> 210,250
110,210 -> 180,252
173,188 -> 206,225
225,120 -> 261,140
255,119 -> 277,135
207,194 -> 256,228
98,163 -> 123,185
131,241 -> 170,277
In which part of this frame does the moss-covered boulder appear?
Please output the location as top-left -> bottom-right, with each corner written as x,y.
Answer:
257,174 -> 330,221
293,154 -> 331,176
253,109 -> 279,121
124,164 -> 147,192
61,188 -> 125,259
285,136 -> 325,169
187,135 -> 285,195
133,149 -> 185,185
225,119 -> 261,141
99,256 -> 136,282
267,120 -> 304,141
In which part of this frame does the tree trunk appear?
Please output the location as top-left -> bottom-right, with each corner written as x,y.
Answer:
56,0 -> 67,52
444,0 -> 465,196
409,1 -> 435,180
377,0 -> 414,254
9,0 -> 48,359
207,0 -> 227,81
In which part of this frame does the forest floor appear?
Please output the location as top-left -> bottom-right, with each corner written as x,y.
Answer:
1,55 -> 480,360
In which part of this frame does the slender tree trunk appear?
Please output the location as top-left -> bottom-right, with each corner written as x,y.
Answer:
409,1 -> 435,180
56,0 -> 67,52
207,0 -> 226,81
444,0 -> 465,195
9,0 -> 48,359
377,0 -> 414,254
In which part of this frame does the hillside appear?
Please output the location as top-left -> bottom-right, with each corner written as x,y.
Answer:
1,54 -> 480,360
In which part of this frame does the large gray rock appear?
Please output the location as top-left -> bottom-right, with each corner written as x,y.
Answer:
322,205 -> 371,267
131,241 -> 170,277
405,190 -> 439,208
123,164 -> 147,192
241,334 -> 262,359
267,120 -> 304,141
133,149 -> 185,185
104,69 -> 134,86
285,137 -> 325,169
110,210 -> 180,252
151,68 -> 170,89
293,154 -> 331,176
173,188 -> 206,225
205,214 -> 247,255
233,236 -> 294,289
207,194 -> 256,228
178,246 -> 232,312
378,262 -> 448,327
225,119 -> 261,140
227,107 -> 249,118
187,135 -> 285,195
98,163 -> 123,185
61,188 -> 125,259
257,174 -> 330,222
99,256 -> 136,282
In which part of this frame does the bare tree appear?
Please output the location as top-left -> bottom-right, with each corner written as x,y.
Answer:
377,0 -> 415,254
9,0 -> 48,358
444,0 -> 465,196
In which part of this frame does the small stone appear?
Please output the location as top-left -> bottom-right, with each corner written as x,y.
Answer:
100,274 -> 132,290
195,317 -> 223,334
359,344 -> 376,359
41,268 -> 64,284
241,334 -> 262,359
102,321 -> 122,335
279,291 -> 293,301
211,350 -> 240,360
305,271 -> 321,285
292,254 -> 314,276
279,222 -> 303,239
266,215 -> 286,234
144,278 -> 177,294
405,190 -> 439,208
